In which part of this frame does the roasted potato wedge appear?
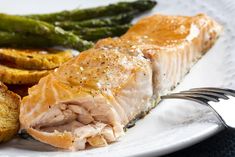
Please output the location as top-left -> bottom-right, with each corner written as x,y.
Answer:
0,82 -> 20,143
0,64 -> 50,84
0,48 -> 73,70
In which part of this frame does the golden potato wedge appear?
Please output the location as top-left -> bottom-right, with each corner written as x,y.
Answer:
0,64 -> 50,84
0,48 -> 73,70
0,82 -> 20,143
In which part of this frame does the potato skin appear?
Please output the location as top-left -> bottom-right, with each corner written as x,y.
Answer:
0,82 -> 20,143
0,48 -> 73,70
0,64 -> 50,85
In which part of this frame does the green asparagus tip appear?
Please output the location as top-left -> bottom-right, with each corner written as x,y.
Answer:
134,0 -> 157,11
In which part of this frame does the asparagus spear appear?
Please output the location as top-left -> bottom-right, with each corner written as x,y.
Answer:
0,31 -> 52,48
72,24 -> 131,41
0,31 -> 93,51
26,0 -> 157,22
0,13 -> 93,51
54,12 -> 136,29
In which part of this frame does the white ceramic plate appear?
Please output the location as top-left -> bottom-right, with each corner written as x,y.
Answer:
1,0 -> 235,156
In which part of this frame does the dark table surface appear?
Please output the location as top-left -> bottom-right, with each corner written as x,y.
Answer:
161,129 -> 235,157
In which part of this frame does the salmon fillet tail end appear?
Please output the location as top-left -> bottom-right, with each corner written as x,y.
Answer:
19,14 -> 222,150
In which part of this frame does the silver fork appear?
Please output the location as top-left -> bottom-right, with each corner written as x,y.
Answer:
161,87 -> 235,129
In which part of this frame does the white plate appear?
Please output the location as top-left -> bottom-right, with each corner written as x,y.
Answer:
1,0 -> 235,156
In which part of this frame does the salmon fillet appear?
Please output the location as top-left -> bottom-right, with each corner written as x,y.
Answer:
19,14 -> 222,150
97,14 -> 222,96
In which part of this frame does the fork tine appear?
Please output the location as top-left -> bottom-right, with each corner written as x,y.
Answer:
161,87 -> 235,129
168,92 -> 219,102
190,87 -> 235,97
180,90 -> 229,100
161,94 -> 208,105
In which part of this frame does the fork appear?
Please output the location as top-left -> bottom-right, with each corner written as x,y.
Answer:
161,87 -> 235,129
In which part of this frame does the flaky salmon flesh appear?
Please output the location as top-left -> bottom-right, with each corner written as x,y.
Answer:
20,14 -> 222,150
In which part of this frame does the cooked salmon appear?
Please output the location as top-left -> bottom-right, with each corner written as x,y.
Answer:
19,14 -> 222,150
97,14 -> 222,96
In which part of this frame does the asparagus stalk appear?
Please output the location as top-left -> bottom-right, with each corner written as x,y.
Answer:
54,12 -> 136,29
0,31 -> 93,51
0,13 -> 93,51
72,24 -> 131,41
0,31 -> 52,48
54,13 -> 133,29
26,0 -> 157,22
